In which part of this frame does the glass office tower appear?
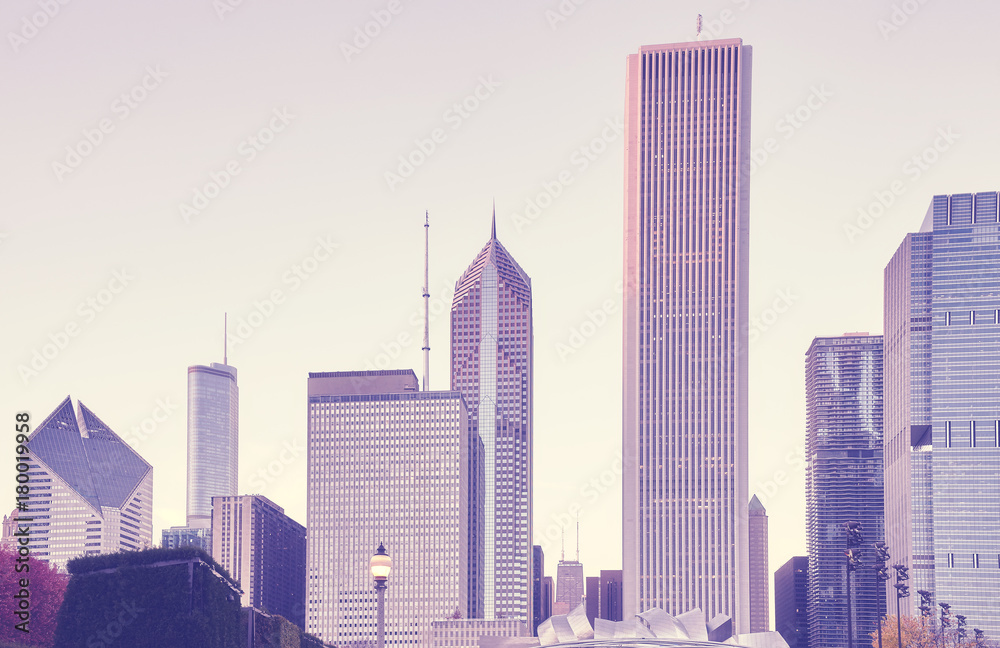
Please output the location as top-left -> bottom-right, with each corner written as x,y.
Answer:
186,362 -> 238,528
805,334 -> 884,648
883,230 -> 934,615
622,37 -> 752,630
885,192 -> 1000,634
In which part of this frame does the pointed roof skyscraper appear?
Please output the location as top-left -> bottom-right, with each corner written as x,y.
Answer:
451,209 -> 533,622
25,397 -> 153,567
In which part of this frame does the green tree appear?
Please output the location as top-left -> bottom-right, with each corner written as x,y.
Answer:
0,548 -> 69,647
872,615 -> 995,648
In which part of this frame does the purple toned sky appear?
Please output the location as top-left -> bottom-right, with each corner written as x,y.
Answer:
3,0 -> 999,624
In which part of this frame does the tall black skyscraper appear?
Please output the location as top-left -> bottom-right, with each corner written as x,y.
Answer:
775,556 -> 808,648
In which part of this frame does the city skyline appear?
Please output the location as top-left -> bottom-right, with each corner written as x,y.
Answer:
6,2 -> 1000,628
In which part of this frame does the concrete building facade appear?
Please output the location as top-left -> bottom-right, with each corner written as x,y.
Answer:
305,370 -> 479,645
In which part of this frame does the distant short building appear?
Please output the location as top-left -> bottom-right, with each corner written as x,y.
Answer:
430,618 -> 531,648
748,495 -> 769,632
555,559 -> 584,613
598,570 -> 622,622
533,546 -> 545,635
161,524 -> 210,552
1,508 -> 22,550
541,576 -> 554,628
774,556 -> 808,648
585,577 -> 600,626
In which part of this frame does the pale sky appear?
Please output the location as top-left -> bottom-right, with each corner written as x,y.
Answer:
3,0 -> 999,625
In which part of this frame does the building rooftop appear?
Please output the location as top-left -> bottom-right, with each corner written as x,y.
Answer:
28,396 -> 152,512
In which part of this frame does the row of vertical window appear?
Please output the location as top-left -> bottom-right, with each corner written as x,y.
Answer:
941,192 -> 999,225
946,553 -> 999,568
942,421 -> 1000,448
943,310 -> 1000,325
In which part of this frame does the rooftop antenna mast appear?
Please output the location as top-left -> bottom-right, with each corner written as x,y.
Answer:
561,526 -> 565,562
422,211 -> 430,391
224,313 -> 228,365
696,14 -> 703,40
576,514 -> 580,562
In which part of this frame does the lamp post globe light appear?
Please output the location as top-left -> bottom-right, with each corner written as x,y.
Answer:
371,543 -> 392,648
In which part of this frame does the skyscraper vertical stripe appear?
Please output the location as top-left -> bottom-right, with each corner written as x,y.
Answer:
623,38 -> 751,631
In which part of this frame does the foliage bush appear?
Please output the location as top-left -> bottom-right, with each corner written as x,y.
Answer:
53,548 -> 241,648
0,548 -> 68,647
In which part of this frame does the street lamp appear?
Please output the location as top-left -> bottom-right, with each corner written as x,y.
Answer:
939,602 -> 951,648
370,543 -> 392,648
843,521 -> 864,648
892,565 -> 909,648
873,542 -> 891,648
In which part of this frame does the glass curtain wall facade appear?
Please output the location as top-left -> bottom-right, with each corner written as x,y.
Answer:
804,334 -> 884,648
883,230 -> 934,615
305,370 -> 477,645
186,362 -> 238,528
774,556 -> 808,648
622,38 -> 752,630
599,570 -> 624,622
451,219 -> 533,622
928,193 -> 999,632
533,545 -> 545,635
884,193 -> 1000,634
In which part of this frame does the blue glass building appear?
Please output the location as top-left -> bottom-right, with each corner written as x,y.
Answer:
186,362 -> 238,528
885,192 -> 1000,634
804,334 -> 884,648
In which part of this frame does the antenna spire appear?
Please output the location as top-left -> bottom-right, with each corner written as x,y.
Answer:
576,514 -> 580,562
422,211 -> 430,392
561,526 -> 565,562
491,200 -> 496,240
224,313 -> 228,365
